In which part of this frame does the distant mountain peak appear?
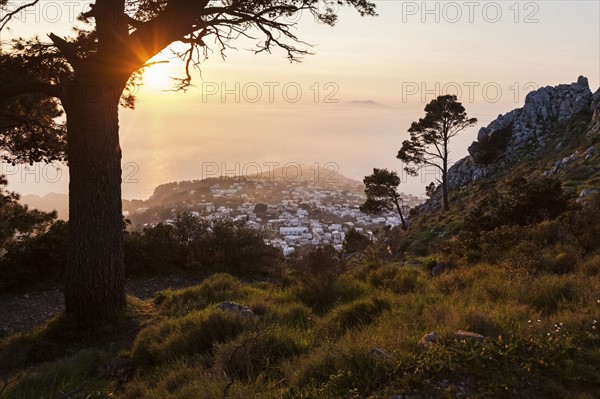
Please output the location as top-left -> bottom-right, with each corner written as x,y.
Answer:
20,192 -> 69,220
342,100 -> 390,109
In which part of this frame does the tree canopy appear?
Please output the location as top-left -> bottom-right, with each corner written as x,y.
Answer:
0,0 -> 377,324
0,175 -> 56,248
360,168 -> 407,229
397,94 -> 477,211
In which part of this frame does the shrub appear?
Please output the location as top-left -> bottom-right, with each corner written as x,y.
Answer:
461,176 -> 570,249
271,302 -> 315,329
0,176 -> 57,248
577,255 -> 600,276
322,296 -> 391,336
125,214 -> 283,276
458,312 -> 504,337
202,218 -> 283,276
518,276 -> 582,315
3,350 -> 110,399
124,223 -> 178,273
342,228 -> 371,254
154,273 -> 258,316
407,230 -> 436,256
0,220 -> 68,291
289,346 -> 393,397
560,193 -> 600,255
402,333 -> 584,397
214,328 -> 309,381
369,265 -> 426,294
479,225 -> 525,263
287,246 -> 349,313
538,248 -> 578,274
131,308 -> 248,366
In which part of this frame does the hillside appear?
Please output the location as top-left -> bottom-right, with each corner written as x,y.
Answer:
418,76 -> 599,216
17,167 -> 423,233
20,193 -> 69,220
143,164 -> 364,207
1,78 -> 599,399
122,167 -> 423,253
455,76 -> 598,192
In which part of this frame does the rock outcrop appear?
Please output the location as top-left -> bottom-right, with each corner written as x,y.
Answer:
588,88 -> 600,139
447,76 -> 599,189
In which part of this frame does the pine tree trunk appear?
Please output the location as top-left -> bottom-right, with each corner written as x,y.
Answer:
63,75 -> 126,323
442,172 -> 449,212
393,199 -> 407,229
442,144 -> 450,212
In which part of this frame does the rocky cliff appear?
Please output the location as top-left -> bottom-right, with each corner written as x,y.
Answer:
447,76 -> 600,189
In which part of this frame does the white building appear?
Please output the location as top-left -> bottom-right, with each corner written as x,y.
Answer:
280,226 -> 309,236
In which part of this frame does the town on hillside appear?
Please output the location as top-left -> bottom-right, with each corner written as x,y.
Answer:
123,169 -> 424,255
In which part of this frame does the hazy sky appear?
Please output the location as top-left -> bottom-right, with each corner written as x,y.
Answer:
2,1 -> 599,198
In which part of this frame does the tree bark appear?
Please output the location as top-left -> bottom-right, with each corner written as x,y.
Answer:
442,140 -> 450,212
393,198 -> 407,229
442,171 -> 449,212
63,73 -> 126,323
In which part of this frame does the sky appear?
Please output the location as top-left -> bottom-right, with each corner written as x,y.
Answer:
2,0 -> 599,199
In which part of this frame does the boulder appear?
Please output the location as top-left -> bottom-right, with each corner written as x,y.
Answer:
369,347 -> 393,360
430,262 -> 447,276
577,189 -> 599,204
216,301 -> 255,318
418,331 -> 439,347
454,330 -> 485,341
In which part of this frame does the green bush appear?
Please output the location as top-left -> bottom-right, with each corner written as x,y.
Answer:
214,328 -> 310,381
124,223 -> 179,273
461,176 -> 570,250
458,312 -> 504,337
270,302 -> 315,329
538,248 -> 579,274
288,246 -> 350,313
288,347 -> 393,397
518,276 -> 582,315
0,220 -> 68,291
343,228 -> 371,254
322,296 -> 391,336
4,350 -> 110,399
131,308 -> 248,366
578,255 -> 600,276
401,333 -> 588,397
154,273 -> 259,316
369,265 -> 426,294
560,193 -> 600,254
125,214 -> 283,276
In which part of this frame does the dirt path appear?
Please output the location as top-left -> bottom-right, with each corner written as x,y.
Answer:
0,274 -> 201,337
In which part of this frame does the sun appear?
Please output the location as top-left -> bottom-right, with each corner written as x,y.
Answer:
142,62 -> 173,91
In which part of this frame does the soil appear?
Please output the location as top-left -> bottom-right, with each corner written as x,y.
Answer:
0,274 -> 201,336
